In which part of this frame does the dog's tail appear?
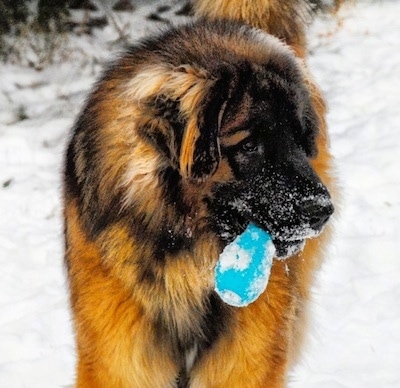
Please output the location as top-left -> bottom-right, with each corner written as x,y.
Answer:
193,0 -> 343,57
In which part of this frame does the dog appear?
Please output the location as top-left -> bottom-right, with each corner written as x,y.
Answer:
63,0 -> 337,386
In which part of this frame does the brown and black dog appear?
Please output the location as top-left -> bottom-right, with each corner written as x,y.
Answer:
63,0 -> 339,386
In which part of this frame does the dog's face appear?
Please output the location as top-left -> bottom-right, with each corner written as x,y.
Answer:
202,62 -> 334,258
136,58 -> 333,259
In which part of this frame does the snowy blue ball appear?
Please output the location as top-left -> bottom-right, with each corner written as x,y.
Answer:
215,223 -> 276,307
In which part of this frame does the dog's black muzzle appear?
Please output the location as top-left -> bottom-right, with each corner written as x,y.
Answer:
297,191 -> 334,232
210,149 -> 334,259
267,181 -> 334,258
251,152 -> 334,258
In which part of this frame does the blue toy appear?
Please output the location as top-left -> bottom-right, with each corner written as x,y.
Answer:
215,223 -> 276,307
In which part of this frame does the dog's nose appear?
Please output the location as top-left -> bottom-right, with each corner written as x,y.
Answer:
299,196 -> 334,231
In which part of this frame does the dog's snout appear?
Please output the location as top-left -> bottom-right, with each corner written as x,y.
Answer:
299,196 -> 334,230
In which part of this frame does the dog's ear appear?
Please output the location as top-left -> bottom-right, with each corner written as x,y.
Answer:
132,64 -> 231,180
182,76 -> 231,181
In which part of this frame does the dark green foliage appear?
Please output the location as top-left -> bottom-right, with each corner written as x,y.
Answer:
0,0 -> 29,34
37,0 -> 70,32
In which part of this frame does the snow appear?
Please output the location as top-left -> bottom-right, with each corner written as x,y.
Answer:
218,244 -> 253,272
0,0 -> 399,386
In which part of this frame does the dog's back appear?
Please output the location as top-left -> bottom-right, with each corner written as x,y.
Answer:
195,0 -> 308,56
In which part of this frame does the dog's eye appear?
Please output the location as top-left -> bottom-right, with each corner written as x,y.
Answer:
238,138 -> 259,153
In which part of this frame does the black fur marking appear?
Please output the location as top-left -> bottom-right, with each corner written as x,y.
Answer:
63,141 -> 81,201
153,291 -> 232,376
176,370 -> 190,388
158,167 -> 186,210
153,229 -> 192,259
131,231 -> 192,285
200,292 -> 232,351
64,100 -> 127,238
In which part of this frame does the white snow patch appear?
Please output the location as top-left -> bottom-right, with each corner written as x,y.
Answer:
218,243 -> 252,272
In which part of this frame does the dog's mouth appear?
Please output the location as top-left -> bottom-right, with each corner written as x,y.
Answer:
249,194 -> 334,259
272,238 -> 305,259
211,204 -> 331,259
265,221 -> 326,259
210,183 -> 334,260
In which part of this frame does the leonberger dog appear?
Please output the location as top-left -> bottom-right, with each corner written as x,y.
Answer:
63,0 -> 337,386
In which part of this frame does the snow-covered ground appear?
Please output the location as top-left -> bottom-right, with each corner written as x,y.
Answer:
0,1 -> 399,387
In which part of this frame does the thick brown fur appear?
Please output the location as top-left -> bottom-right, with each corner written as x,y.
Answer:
64,1 -> 337,387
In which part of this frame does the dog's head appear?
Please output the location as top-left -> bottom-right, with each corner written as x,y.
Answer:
203,60 -> 334,258
126,24 -> 334,258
